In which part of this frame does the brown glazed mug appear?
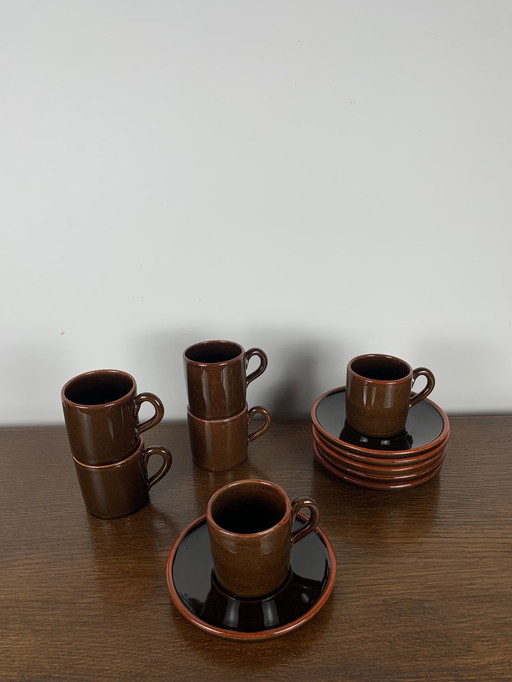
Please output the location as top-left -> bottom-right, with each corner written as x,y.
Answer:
207,479 -> 320,598
62,369 -> 164,465
345,354 -> 435,437
73,437 -> 172,519
187,405 -> 272,471
183,340 -> 268,419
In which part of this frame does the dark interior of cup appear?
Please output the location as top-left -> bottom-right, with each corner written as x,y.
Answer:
211,485 -> 286,534
185,341 -> 241,364
351,356 -> 410,381
64,372 -> 133,405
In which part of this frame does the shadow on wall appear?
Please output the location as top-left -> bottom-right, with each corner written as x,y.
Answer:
411,332 -> 505,416
265,345 -> 317,418
241,326 -> 345,420
127,327 -> 208,421
126,325 -> 510,422
128,326 -> 347,421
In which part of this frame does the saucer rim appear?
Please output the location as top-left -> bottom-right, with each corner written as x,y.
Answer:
312,426 -> 448,468
166,513 -> 337,641
311,386 -> 450,457
314,432 -> 446,477
314,442 -> 444,490
314,422 -> 449,462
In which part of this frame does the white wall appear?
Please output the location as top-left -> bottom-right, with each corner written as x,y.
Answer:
1,0 -> 510,426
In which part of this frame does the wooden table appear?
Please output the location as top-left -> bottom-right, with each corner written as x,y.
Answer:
2,416 -> 511,681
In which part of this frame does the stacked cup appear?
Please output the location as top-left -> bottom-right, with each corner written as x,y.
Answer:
62,369 -> 173,518
184,340 -> 272,471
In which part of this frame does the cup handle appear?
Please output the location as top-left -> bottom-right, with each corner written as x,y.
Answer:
247,406 -> 272,443
134,392 -> 165,435
245,348 -> 268,386
290,497 -> 320,546
141,446 -> 173,490
409,368 -> 435,408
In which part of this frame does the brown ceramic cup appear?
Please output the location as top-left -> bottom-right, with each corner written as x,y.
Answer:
207,479 -> 320,598
187,404 -> 272,471
345,354 -> 435,438
62,369 -> 164,465
73,437 -> 172,519
183,340 -> 268,419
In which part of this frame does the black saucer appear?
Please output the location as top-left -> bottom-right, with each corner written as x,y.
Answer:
166,515 -> 336,641
312,387 -> 450,455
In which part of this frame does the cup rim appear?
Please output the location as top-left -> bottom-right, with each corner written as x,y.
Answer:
72,436 -> 144,469
187,403 -> 248,424
183,340 -> 244,366
206,479 -> 291,538
348,353 -> 413,384
61,368 -> 136,408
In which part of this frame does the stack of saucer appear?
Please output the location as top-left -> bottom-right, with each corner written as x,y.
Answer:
311,387 -> 450,490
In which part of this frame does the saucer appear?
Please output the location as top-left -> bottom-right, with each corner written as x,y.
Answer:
312,427 -> 447,471
314,432 -> 446,478
314,442 -> 443,490
166,514 -> 336,641
312,387 -> 450,457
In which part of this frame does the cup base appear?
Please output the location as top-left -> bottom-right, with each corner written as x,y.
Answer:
340,421 -> 413,450
211,567 -> 293,601
192,453 -> 248,473
83,496 -> 148,520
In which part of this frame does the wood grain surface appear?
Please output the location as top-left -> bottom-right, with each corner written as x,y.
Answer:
1,416 -> 511,681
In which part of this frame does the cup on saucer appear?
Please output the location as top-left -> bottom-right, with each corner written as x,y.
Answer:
345,353 -> 435,438
206,479 -> 320,598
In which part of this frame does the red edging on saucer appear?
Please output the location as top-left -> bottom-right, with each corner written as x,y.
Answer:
314,442 -> 444,491
311,386 -> 450,457
313,428 -> 446,476
316,441 -> 446,482
166,514 -> 336,641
